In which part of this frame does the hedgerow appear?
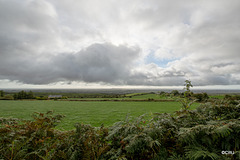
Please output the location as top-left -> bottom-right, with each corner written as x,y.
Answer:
1,99 -> 240,160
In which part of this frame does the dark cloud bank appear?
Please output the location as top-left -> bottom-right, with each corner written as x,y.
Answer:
0,43 -> 141,85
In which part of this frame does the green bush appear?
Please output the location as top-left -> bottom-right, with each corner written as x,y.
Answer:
171,90 -> 180,96
192,93 -> 209,102
0,95 -> 14,100
35,96 -> 48,100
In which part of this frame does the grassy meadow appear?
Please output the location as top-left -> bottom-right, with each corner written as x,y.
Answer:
0,100 -> 198,130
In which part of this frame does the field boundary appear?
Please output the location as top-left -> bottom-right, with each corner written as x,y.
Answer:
60,99 -> 175,102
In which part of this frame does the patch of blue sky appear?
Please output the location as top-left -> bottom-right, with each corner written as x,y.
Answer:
182,11 -> 192,26
144,52 -> 178,68
145,55 -> 168,68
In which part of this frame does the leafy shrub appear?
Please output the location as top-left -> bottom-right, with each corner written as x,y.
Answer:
192,93 -> 209,102
197,100 -> 240,120
224,95 -> 240,101
105,115 -> 164,160
60,123 -> 109,160
0,111 -> 65,159
171,90 -> 180,96
0,95 -> 14,100
35,96 -> 48,100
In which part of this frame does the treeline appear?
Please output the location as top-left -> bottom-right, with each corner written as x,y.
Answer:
13,91 -> 34,100
159,90 -> 209,102
0,90 -> 14,100
0,90 -> 35,100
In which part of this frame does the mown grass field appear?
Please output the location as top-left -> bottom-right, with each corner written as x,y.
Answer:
0,100 -> 199,130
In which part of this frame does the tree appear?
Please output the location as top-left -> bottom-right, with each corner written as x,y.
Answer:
179,80 -> 195,110
13,90 -> 34,100
184,80 -> 193,98
0,90 -> 4,97
171,90 -> 180,96
27,91 -> 34,99
18,91 -> 27,99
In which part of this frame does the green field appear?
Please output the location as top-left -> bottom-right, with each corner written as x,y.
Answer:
124,93 -> 171,100
66,93 -> 171,101
0,100 -> 198,130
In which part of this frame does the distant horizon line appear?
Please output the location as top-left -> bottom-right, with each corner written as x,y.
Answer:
1,87 -> 240,91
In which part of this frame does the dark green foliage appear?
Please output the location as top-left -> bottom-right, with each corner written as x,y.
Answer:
224,95 -> 240,105
178,120 -> 240,160
224,94 -> 233,100
35,96 -> 48,100
224,94 -> 240,100
183,80 -> 193,98
0,90 -> 4,97
184,80 -> 193,92
105,115 -> 163,160
159,91 -> 166,95
178,98 -> 197,110
62,123 -> 109,160
148,98 -> 154,101
0,94 -> 14,100
171,90 -> 180,96
0,111 -> 65,159
192,93 -> 209,102
0,91 -> 13,100
13,90 -> 35,100
158,91 -> 171,99
197,100 -> 240,120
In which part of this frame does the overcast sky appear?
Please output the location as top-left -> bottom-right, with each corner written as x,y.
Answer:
0,0 -> 240,89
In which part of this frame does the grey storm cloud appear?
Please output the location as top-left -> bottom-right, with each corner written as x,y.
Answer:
53,43 -> 140,84
0,43 -> 140,84
0,0 -> 240,87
